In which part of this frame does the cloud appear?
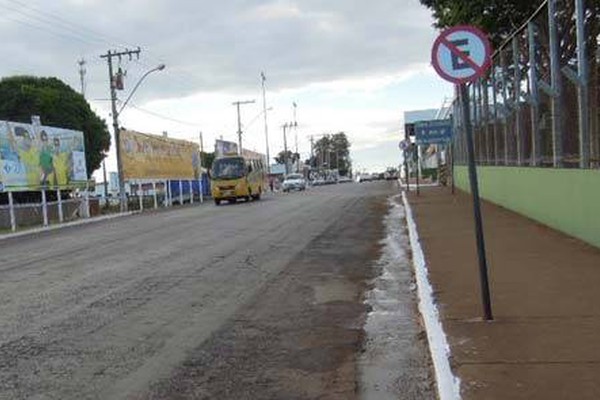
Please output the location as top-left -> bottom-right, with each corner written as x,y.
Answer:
0,0 -> 438,101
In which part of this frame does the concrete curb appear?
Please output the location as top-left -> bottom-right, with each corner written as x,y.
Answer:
0,211 -> 139,241
402,191 -> 461,400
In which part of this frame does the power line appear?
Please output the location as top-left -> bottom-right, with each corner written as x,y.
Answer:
127,103 -> 203,127
0,0 -> 131,50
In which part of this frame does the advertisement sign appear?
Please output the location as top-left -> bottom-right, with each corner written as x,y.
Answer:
415,119 -> 453,145
215,139 -> 238,157
0,120 -> 87,191
120,130 -> 200,180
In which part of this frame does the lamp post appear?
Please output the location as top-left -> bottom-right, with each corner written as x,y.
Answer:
261,72 -> 271,173
109,63 -> 166,212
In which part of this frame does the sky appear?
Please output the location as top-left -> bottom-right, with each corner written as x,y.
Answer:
0,0 -> 454,177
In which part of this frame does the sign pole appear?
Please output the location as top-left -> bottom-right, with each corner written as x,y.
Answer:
8,191 -> 16,232
460,83 -> 493,321
450,142 -> 455,195
416,145 -> 420,196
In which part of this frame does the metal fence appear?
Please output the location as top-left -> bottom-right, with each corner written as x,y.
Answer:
452,0 -> 600,169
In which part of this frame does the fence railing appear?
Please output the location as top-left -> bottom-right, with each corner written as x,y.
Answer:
452,0 -> 600,169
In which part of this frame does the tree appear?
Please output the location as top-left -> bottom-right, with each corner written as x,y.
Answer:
419,0 -> 543,47
200,151 -> 215,169
0,76 -> 110,178
274,150 -> 299,165
314,132 -> 351,176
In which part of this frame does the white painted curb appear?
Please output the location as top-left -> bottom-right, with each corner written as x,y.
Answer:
0,211 -> 139,241
402,191 -> 461,400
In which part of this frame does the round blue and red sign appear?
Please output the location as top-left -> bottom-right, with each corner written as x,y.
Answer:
431,25 -> 492,84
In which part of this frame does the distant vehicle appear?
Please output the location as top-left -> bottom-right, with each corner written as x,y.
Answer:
356,174 -> 373,183
282,173 -> 306,192
210,155 -> 265,205
338,176 -> 353,183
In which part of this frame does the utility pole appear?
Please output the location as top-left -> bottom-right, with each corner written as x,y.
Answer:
293,102 -> 298,172
78,58 -> 86,97
100,47 -> 141,212
310,135 -> 314,167
199,131 -> 204,168
282,123 -> 289,175
261,72 -> 270,173
232,99 -> 255,155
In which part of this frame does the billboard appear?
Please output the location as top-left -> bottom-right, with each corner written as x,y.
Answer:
120,130 -> 200,180
214,139 -> 238,157
0,120 -> 87,191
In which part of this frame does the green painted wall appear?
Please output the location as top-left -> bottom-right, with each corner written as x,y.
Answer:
454,166 -> 600,248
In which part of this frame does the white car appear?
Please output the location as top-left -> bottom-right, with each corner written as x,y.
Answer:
282,174 -> 306,192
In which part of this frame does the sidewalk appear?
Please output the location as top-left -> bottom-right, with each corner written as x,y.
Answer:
407,186 -> 600,399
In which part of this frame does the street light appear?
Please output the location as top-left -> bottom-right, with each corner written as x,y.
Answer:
110,63 -> 166,212
118,64 -> 166,116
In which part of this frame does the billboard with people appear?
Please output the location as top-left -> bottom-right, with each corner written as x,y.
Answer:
120,130 -> 200,180
0,120 -> 87,191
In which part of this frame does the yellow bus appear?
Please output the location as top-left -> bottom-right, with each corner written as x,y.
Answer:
210,154 -> 265,205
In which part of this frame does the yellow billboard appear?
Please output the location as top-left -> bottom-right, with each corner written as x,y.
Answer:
120,130 -> 200,180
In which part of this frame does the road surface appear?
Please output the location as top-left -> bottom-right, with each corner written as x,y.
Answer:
0,181 -> 434,399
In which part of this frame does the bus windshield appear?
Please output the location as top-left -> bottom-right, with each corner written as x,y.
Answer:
212,157 -> 246,180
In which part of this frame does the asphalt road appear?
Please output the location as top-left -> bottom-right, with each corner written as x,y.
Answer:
0,181 -> 433,399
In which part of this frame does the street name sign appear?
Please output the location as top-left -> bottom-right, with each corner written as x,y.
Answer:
431,25 -> 492,84
415,119 -> 453,145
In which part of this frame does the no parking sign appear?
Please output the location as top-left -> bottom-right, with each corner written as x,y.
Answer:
431,25 -> 494,321
431,25 -> 492,84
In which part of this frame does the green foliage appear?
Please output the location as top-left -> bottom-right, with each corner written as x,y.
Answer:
201,151 -> 215,169
313,132 -> 351,176
0,75 -> 110,177
275,150 -> 299,165
419,0 -> 544,47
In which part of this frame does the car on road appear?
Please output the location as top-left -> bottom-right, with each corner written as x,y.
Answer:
282,173 -> 306,192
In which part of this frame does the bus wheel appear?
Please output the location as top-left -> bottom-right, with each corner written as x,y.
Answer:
214,199 -> 221,206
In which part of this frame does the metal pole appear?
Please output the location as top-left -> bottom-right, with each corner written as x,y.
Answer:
42,189 -> 48,227
460,83 -> 493,321
232,100 -> 256,155
199,177 -> 204,203
513,36 -> 523,166
178,180 -> 183,205
138,181 -> 143,211
236,102 -> 242,154
528,21 -> 542,167
293,102 -> 298,172
500,51 -> 510,165
189,180 -> 194,204
450,141 -> 455,195
105,53 -> 127,212
416,145 -> 420,196
548,0 -> 564,167
8,191 -> 16,232
261,73 -> 271,173
575,0 -> 590,168
491,61 -> 499,165
283,124 -> 289,175
482,79 -> 490,164
153,181 -> 158,209
57,189 -> 63,223
167,180 -> 172,207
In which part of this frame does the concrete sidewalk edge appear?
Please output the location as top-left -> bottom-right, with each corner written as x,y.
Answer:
401,191 -> 461,400
0,210 -> 140,241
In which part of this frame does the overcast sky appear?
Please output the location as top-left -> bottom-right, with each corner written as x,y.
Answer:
0,0 -> 453,175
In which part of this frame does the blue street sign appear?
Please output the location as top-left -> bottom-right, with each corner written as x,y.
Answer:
415,119 -> 453,145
